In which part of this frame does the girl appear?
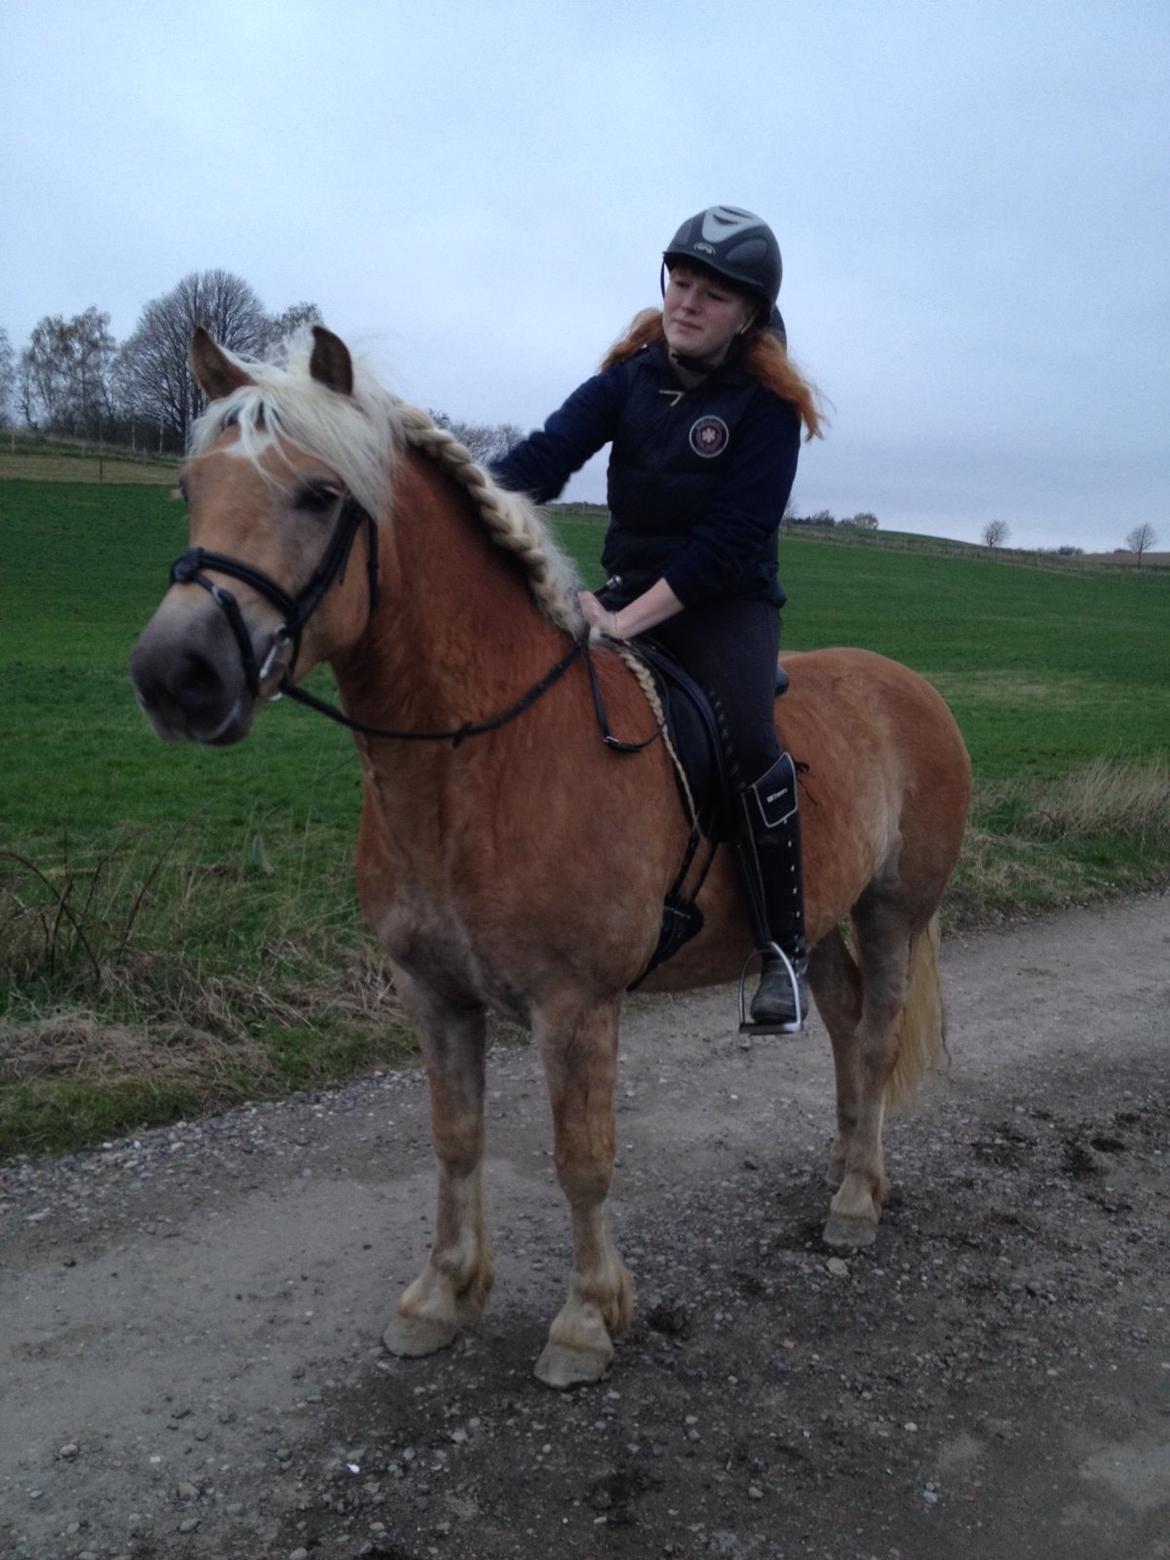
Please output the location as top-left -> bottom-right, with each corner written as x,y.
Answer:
491,205 -> 822,1031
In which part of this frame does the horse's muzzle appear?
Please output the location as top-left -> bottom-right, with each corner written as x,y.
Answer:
129,598 -> 256,745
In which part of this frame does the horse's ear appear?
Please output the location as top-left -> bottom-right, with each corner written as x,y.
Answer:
309,326 -> 354,397
190,326 -> 252,402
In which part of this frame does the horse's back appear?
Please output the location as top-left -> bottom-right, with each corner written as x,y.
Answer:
778,646 -> 969,792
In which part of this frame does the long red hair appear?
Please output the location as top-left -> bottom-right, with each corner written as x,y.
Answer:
600,307 -> 824,440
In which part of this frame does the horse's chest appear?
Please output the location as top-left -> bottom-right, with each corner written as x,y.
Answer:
372,889 -> 530,1024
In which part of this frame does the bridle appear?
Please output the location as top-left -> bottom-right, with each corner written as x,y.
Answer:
170,494 -> 379,699
166,490 -> 656,753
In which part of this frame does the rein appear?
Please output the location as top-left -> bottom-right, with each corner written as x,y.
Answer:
168,493 -> 659,753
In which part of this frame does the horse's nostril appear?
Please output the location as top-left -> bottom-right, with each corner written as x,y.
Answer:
176,649 -> 228,718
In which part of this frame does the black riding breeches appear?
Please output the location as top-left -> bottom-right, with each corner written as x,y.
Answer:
642,597 -> 782,785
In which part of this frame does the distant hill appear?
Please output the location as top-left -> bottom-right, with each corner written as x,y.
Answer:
548,503 -> 1168,574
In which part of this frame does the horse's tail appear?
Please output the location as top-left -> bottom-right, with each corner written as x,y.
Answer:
886,912 -> 947,1109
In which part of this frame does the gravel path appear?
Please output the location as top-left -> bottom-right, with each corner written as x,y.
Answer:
1,894 -> 1167,1560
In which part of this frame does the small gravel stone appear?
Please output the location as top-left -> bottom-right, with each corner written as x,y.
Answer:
290,1549 -> 310,1560
58,1442 -> 80,1459
178,1517 -> 200,1533
826,1257 -> 850,1278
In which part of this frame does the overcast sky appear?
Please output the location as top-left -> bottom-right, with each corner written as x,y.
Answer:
3,0 -> 1167,549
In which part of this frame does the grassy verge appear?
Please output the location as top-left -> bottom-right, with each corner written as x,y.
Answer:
949,759 -> 1170,928
0,820 -> 413,1157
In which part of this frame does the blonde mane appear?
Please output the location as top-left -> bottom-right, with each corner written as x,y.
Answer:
188,329 -> 583,634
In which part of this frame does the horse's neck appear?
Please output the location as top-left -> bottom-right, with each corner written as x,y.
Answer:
333,451 -> 563,740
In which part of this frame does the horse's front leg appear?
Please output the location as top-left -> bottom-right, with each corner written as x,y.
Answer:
383,973 -> 493,1358
533,993 -> 633,1389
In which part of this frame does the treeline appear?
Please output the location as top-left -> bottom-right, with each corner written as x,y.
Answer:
786,508 -> 880,530
0,273 -> 531,465
0,271 -> 320,454
428,412 -> 524,468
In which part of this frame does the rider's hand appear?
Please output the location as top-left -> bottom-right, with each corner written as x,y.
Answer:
578,591 -> 624,638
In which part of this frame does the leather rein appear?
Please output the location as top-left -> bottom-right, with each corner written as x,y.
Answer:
168,492 -> 657,753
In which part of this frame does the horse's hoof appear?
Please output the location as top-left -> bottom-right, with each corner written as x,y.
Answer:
823,1212 -> 878,1249
382,1311 -> 460,1358
534,1340 -> 612,1390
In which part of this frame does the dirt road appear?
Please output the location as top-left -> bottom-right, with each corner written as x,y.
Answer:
2,896 -> 1167,1560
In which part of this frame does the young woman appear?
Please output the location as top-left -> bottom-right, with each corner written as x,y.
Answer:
490,205 -> 823,1031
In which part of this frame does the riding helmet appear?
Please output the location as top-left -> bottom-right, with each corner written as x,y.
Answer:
663,206 -> 783,318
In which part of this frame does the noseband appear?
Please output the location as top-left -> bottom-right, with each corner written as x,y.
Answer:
169,496 -> 379,697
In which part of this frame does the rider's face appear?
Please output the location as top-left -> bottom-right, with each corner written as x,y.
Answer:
662,266 -> 756,361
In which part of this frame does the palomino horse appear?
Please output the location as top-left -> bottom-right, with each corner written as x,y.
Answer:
130,326 -> 971,1389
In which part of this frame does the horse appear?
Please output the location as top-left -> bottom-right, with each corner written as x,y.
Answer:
129,325 -> 972,1389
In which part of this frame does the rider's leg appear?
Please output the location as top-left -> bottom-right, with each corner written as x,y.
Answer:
647,600 -> 807,1031
735,750 -> 808,1032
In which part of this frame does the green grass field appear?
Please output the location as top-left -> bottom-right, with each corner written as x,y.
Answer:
3,479 -> 1168,1156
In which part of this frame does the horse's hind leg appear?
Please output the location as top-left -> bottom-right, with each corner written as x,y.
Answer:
822,899 -> 919,1249
532,994 -> 632,1389
383,974 -> 493,1358
807,925 -> 864,1191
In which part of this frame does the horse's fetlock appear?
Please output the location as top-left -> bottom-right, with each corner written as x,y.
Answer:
571,1260 -> 633,1337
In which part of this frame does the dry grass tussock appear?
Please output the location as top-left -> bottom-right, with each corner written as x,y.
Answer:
947,758 -> 1170,929
1,832 -> 405,1055
1023,757 -> 1170,841
274,939 -> 401,1023
0,1011 -> 265,1088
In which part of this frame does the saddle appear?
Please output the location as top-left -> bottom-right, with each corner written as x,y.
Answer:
623,639 -> 790,983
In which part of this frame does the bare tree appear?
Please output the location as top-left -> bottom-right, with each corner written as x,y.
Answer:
981,519 -> 1010,550
430,411 -> 524,468
0,327 -> 14,426
114,275 -> 324,451
17,308 -> 116,438
113,271 -> 271,452
257,300 -> 322,354
846,511 -> 880,530
1124,523 -> 1158,567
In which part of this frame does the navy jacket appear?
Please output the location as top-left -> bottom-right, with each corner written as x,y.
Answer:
490,343 -> 800,610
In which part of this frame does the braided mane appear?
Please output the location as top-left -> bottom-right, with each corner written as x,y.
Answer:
188,330 -> 583,635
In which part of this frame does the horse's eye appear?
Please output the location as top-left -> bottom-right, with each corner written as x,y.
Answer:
297,483 -> 340,514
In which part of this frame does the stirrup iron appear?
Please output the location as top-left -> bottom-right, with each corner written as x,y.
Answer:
737,943 -> 805,1036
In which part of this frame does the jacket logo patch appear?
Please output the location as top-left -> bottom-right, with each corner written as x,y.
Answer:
689,415 -> 730,459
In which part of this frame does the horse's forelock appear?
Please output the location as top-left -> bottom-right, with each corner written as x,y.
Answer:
188,333 -> 401,518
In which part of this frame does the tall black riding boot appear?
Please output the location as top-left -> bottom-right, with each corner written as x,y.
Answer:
734,751 -> 808,1034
